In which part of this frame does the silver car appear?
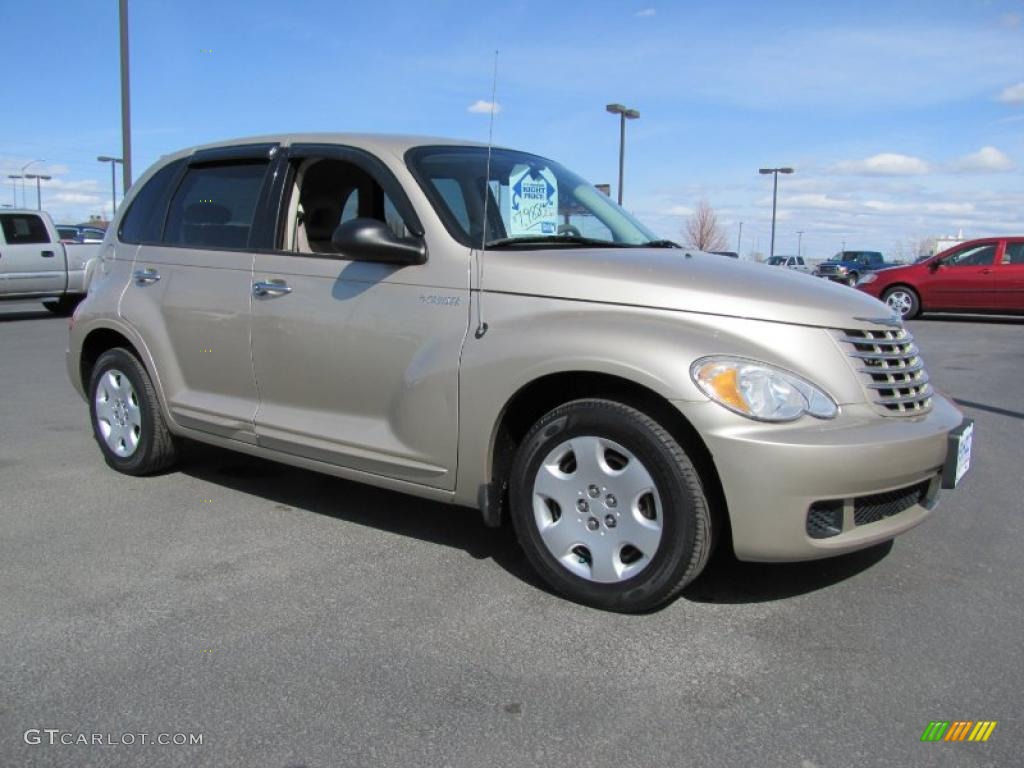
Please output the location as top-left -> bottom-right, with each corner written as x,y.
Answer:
67,134 -> 972,612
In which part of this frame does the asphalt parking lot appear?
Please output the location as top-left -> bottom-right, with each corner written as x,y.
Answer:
1,300 -> 1020,767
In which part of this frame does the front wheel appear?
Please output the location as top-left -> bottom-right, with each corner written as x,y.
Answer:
508,399 -> 713,612
89,347 -> 178,475
882,286 -> 920,320
844,272 -> 859,287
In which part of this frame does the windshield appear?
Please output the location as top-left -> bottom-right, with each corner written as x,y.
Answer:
406,146 -> 659,248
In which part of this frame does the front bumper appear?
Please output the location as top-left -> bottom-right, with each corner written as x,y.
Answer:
677,394 -> 964,561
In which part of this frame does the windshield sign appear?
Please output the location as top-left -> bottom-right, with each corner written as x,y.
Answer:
406,146 -> 659,249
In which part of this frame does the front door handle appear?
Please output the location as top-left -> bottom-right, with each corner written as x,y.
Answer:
133,268 -> 160,284
980,268 -> 993,275
253,279 -> 292,297
41,250 -> 55,258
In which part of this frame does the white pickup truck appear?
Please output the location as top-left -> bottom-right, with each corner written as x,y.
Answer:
0,209 -> 100,314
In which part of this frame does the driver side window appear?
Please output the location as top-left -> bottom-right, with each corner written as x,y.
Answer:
283,158 -> 410,254
945,244 -> 996,267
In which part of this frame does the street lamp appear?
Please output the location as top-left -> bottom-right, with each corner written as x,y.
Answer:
758,166 -> 793,259
606,103 -> 640,206
7,175 -> 22,207
97,156 -> 124,217
20,160 -> 43,208
796,230 -> 804,257
24,174 -> 52,211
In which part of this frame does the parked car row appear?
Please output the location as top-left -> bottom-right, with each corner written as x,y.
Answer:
855,237 -> 1024,319
57,224 -> 106,244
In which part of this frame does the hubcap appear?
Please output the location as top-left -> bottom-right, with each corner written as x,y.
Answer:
94,368 -> 142,458
532,436 -> 663,584
886,290 -> 913,317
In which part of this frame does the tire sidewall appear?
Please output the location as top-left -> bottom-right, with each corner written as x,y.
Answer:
89,349 -> 161,474
509,401 -> 701,611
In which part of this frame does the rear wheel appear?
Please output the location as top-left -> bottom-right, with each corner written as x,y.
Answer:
508,399 -> 713,612
882,285 -> 920,320
89,348 -> 178,475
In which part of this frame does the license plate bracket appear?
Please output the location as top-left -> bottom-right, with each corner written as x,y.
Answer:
941,419 -> 974,490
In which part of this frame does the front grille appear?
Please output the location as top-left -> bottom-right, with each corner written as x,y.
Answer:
853,481 -> 931,526
818,264 -> 842,275
836,327 -> 933,415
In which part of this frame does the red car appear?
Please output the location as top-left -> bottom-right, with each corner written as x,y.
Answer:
856,237 -> 1024,319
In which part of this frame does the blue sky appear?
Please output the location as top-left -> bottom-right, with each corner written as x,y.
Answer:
4,0 -> 1023,258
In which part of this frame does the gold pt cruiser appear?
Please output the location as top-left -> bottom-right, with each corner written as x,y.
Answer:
67,135 -> 973,612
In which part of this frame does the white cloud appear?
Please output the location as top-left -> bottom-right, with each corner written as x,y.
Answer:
949,146 -> 1015,173
832,153 -> 930,176
635,8 -> 656,17
665,204 -> 693,216
784,193 -> 853,211
467,100 -> 501,114
51,192 -> 102,205
997,82 -> 1024,104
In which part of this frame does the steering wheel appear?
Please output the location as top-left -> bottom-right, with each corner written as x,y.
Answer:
557,224 -> 582,237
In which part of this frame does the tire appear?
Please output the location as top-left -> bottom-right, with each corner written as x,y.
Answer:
882,286 -> 921,320
508,399 -> 713,612
845,272 -> 859,287
88,347 -> 178,475
43,295 -> 82,316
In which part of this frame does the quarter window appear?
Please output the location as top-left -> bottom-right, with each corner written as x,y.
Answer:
163,162 -> 268,249
0,213 -> 49,245
119,159 -> 184,244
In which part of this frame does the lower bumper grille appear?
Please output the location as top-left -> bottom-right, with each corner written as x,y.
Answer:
806,479 -> 935,539
854,481 -> 931,526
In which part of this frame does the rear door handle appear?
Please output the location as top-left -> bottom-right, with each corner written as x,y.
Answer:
41,250 -> 55,258
253,279 -> 292,297
133,268 -> 161,284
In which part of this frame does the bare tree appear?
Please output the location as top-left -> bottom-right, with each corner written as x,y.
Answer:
683,200 -> 729,252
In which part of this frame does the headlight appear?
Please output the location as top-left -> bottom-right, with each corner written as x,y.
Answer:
691,357 -> 838,422
856,273 -> 877,285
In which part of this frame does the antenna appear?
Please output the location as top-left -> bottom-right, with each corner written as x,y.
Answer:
474,49 -> 499,340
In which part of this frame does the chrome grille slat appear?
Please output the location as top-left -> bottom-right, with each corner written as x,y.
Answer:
835,327 -> 933,416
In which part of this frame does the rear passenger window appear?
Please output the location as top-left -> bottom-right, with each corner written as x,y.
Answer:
164,162 -> 268,249
119,160 -> 184,244
0,213 -> 49,244
1004,243 -> 1024,264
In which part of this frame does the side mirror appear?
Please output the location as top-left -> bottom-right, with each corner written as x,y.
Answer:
928,259 -> 943,272
330,218 -> 427,265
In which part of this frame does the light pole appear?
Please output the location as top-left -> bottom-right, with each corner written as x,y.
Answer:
758,166 -> 793,259
796,230 -> 804,257
606,103 -> 640,206
737,221 -> 743,256
24,174 -> 52,211
119,0 -> 133,190
19,160 -> 44,208
97,156 -> 124,217
8,175 -> 22,207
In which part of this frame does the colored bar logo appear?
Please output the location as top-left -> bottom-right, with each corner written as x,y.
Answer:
921,721 -> 997,742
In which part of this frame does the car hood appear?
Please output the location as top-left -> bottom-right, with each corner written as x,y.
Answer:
484,247 -> 894,328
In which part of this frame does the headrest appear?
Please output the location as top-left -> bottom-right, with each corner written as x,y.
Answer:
184,202 -> 230,225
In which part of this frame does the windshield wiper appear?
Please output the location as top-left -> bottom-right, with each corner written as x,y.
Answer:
484,235 -> 630,249
640,239 -> 681,248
